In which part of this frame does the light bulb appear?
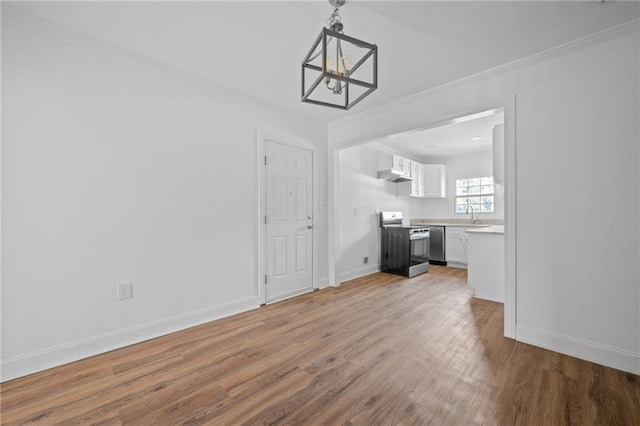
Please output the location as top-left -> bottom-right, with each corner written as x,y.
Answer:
326,56 -> 335,73
340,55 -> 351,74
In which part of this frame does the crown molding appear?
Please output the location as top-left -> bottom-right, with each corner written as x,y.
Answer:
330,18 -> 640,129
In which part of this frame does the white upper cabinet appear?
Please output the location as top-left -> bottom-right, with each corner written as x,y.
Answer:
493,124 -> 505,185
416,162 -> 425,197
409,161 -> 424,197
397,161 -> 445,198
392,154 -> 412,175
423,164 -> 447,198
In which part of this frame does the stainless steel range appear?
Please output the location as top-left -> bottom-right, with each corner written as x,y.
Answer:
380,212 -> 430,277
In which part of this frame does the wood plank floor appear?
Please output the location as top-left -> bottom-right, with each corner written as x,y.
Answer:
2,266 -> 639,425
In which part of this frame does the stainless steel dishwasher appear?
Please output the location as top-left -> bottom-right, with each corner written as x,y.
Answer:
428,226 -> 446,265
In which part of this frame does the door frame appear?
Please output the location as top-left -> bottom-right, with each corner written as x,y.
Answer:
257,131 -> 318,305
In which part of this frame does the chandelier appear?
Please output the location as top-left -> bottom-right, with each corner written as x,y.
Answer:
301,0 -> 378,110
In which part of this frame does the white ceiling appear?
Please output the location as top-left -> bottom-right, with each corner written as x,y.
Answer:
7,1 -> 640,126
378,109 -> 504,158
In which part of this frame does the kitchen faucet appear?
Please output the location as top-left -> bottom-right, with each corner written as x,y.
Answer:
465,205 -> 475,224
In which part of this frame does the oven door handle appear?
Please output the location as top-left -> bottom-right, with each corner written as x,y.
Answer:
410,234 -> 430,241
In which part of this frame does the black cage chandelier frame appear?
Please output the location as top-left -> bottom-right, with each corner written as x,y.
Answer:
301,0 -> 378,110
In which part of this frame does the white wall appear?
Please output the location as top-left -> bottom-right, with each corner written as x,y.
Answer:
421,149 -> 504,220
338,144 -> 424,282
329,25 -> 640,374
514,29 -> 639,370
1,7 -> 328,380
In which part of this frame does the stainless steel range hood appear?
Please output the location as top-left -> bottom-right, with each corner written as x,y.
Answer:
377,169 -> 413,183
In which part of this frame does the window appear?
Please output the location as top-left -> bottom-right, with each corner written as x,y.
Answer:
455,177 -> 494,214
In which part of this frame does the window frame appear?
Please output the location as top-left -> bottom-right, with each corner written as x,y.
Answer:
454,176 -> 495,214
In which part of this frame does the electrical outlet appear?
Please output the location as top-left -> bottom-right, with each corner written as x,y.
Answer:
117,282 -> 133,300
364,256 -> 369,264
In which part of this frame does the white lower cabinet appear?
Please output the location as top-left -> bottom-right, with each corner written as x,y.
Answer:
467,232 -> 505,303
445,227 -> 469,266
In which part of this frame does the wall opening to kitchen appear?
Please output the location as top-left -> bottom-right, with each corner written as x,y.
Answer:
332,105 -> 515,338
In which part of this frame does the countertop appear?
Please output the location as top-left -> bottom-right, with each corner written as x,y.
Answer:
466,225 -> 504,235
410,219 -> 503,228
412,222 -> 487,228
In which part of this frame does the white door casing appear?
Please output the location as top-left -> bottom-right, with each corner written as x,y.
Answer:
263,138 -> 314,303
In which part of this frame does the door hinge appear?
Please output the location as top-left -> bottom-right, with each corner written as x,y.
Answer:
264,155 -> 267,166
264,215 -> 267,225
264,275 -> 268,284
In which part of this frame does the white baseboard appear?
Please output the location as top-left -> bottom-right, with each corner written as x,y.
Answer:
339,264 -> 380,283
516,325 -> 640,375
317,277 -> 330,289
1,296 -> 261,382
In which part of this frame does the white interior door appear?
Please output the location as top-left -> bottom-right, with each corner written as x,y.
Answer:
264,140 -> 313,303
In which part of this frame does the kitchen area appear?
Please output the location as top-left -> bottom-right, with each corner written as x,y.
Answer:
338,109 -> 505,303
